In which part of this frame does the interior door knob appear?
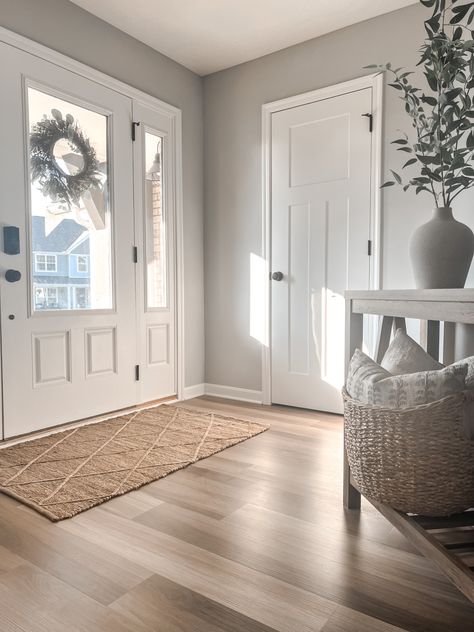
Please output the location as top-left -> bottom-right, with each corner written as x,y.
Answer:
5,269 -> 21,283
272,271 -> 284,281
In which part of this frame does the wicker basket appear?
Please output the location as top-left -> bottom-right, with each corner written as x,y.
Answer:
342,388 -> 474,516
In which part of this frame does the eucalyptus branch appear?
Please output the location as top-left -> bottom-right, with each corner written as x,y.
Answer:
369,0 -> 474,208
439,5 -> 447,205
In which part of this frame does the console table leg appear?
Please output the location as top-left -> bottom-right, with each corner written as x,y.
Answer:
343,450 -> 361,510
344,303 -> 363,510
420,320 -> 440,361
375,315 -> 393,363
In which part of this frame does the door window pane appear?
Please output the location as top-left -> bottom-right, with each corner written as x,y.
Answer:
28,86 -> 113,311
144,131 -> 167,309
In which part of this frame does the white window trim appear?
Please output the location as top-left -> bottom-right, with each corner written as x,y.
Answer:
34,285 -> 60,306
46,287 -> 58,304
73,286 -> 90,309
73,254 -> 89,273
35,253 -> 58,273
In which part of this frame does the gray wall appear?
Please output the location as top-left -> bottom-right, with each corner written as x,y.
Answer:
0,0 -> 205,389
203,3 -> 474,391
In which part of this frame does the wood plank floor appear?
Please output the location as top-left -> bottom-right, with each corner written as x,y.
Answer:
0,396 -> 473,632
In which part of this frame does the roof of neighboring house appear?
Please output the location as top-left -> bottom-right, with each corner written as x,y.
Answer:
32,216 -> 88,253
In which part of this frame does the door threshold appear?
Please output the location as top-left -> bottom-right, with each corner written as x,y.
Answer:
0,394 -> 178,448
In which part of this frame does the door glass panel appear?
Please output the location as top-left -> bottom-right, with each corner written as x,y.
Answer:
27,86 -> 113,311
144,131 -> 167,309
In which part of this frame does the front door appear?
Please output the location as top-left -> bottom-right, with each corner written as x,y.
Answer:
0,42 -> 138,437
271,87 -> 373,413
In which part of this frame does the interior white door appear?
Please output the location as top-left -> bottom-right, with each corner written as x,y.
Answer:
133,102 -> 176,402
271,88 -> 373,413
0,42 -> 138,437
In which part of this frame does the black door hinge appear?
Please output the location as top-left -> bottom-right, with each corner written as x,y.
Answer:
368,239 -> 372,256
133,245 -> 138,263
135,364 -> 140,381
132,121 -> 140,141
362,112 -> 373,133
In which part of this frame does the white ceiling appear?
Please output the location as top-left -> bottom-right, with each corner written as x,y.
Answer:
70,0 -> 417,76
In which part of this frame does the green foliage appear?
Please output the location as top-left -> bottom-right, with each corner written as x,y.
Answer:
367,0 -> 474,206
30,109 -> 101,209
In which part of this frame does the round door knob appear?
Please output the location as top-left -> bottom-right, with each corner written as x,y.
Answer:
272,271 -> 284,281
5,269 -> 21,283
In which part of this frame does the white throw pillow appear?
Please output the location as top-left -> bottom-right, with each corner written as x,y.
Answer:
381,329 -> 444,375
347,349 -> 467,408
346,349 -> 391,403
372,365 -> 467,408
450,356 -> 474,389
449,356 -> 474,439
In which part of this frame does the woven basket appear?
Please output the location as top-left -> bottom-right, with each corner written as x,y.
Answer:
342,388 -> 474,516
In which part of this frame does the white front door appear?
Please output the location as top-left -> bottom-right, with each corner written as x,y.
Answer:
133,102 -> 177,402
271,88 -> 373,413
0,42 -> 138,437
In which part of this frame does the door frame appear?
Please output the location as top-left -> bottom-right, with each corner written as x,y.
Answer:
0,26 -> 186,420
261,73 -> 383,406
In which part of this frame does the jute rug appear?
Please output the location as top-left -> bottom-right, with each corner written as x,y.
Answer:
0,404 -> 268,521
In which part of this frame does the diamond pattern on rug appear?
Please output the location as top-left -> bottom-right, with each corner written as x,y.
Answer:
0,405 -> 268,521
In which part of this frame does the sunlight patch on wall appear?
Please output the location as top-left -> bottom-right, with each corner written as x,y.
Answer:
250,252 -> 268,346
321,287 -> 345,389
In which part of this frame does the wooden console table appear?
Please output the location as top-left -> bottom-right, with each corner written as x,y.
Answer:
344,289 -> 474,603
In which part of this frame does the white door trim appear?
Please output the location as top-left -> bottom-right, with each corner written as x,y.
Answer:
0,26 -> 185,402
261,73 -> 384,406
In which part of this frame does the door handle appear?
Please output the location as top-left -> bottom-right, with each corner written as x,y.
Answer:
5,269 -> 21,283
272,271 -> 284,281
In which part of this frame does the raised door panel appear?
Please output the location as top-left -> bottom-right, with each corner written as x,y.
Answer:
33,331 -> 71,386
85,327 -> 117,377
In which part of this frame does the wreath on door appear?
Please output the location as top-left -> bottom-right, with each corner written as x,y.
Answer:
30,108 -> 101,208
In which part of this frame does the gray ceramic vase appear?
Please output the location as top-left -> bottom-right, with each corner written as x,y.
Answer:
409,207 -> 474,289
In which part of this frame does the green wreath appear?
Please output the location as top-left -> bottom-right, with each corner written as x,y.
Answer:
30,108 -> 101,208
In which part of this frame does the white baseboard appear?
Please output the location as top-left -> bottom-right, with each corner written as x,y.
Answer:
182,383 -> 206,399
182,382 -> 263,404
204,383 -> 263,404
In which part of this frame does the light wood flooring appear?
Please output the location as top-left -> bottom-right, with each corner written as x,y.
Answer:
0,396 -> 473,632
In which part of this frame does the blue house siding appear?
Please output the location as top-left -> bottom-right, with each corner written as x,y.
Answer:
34,252 -> 69,277
32,216 -> 91,309
71,241 -> 89,255
68,254 -> 90,279
69,241 -> 90,279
